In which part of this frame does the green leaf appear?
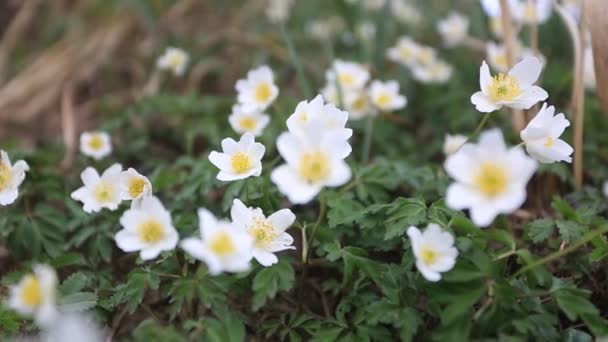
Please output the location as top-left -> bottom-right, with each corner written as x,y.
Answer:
59,272 -> 90,294
59,292 -> 98,312
554,291 -> 599,321
556,220 -> 587,243
252,260 -> 295,311
384,197 -> 427,240
526,219 -> 555,243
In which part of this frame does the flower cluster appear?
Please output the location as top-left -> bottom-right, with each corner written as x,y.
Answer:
387,36 -> 453,84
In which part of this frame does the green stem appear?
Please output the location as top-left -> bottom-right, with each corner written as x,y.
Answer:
280,23 -> 312,98
307,196 -> 327,249
512,225 -> 608,278
469,113 -> 492,139
361,116 -> 375,163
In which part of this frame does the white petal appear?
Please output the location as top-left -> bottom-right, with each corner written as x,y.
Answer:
416,261 -> 442,282
471,92 -> 501,113
268,209 -> 296,232
271,165 -> 322,204
253,249 -> 279,267
508,56 -> 543,87
114,230 -> 145,252
326,159 -> 352,187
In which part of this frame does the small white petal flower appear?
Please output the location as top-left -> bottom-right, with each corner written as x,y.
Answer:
8,264 -> 58,326
120,168 -> 152,203
387,36 -> 422,66
368,80 -> 407,111
355,21 -> 376,41
286,95 -> 352,137
584,45 -> 596,90
266,0 -> 294,24
306,17 -> 346,41
392,0 -> 422,25
42,312 -> 106,342
470,57 -> 548,113
0,150 -> 29,206
235,65 -> 279,111
344,89 -> 374,120
512,0 -> 553,25
71,164 -> 123,213
208,133 -> 265,182
326,60 -> 370,91
485,41 -> 542,74
79,131 -> 111,160
443,134 -> 468,155
413,46 -> 438,67
411,60 -> 453,84
115,196 -> 179,260
228,104 -> 270,137
444,129 -> 537,227
156,47 -> 189,76
437,12 -> 469,47
230,199 -> 296,267
520,103 -> 573,163
407,224 -> 458,282
181,209 -> 253,275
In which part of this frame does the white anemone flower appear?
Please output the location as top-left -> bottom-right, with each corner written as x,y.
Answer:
387,36 -> 421,66
445,129 -> 537,227
228,104 -> 270,137
181,209 -> 253,275
266,0 -> 294,24
344,90 -> 374,120
286,95 -> 352,139
115,196 -> 178,260
0,150 -> 29,206
71,164 -> 122,213
156,47 -> 189,76
235,65 -> 279,111
326,60 -> 370,91
520,103 -> 573,163
392,0 -> 422,25
120,168 -> 152,204
471,57 -> 548,113
443,134 -> 468,156
368,80 -> 407,112
230,199 -> 296,267
8,264 -> 58,326
437,12 -> 469,47
42,312 -> 106,342
208,133 -> 265,182
512,0 -> 553,25
411,60 -> 453,84
407,224 -> 458,282
79,131 -> 112,160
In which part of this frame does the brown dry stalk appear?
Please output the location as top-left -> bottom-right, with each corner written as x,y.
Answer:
60,83 -> 77,170
0,0 -> 39,84
585,0 -> 608,116
499,0 -> 526,132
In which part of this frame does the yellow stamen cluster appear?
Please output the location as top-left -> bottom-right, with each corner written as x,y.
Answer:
88,135 -> 104,151
0,161 -> 12,190
239,117 -> 257,131
231,152 -> 252,174
299,151 -> 330,183
209,231 -> 236,256
487,73 -> 521,102
339,73 -> 355,87
248,218 -> 276,248
420,246 -> 438,265
94,182 -> 115,203
375,93 -> 393,107
20,275 -> 42,307
255,83 -> 272,103
128,177 -> 147,198
137,220 -> 165,244
474,162 -> 508,197
544,137 -> 554,147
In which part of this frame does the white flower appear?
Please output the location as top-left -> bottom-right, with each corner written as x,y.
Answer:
230,199 -> 295,266
266,0 -> 294,23
42,312 -> 105,342
79,131 -> 111,160
235,65 -> 279,111
71,164 -> 122,213
208,133 -> 265,182
486,41 -> 518,73
413,46 -> 438,67
584,45 -> 596,90
355,21 -> 376,41
0,150 -> 29,206
306,17 -> 345,41
443,134 -> 468,155
437,12 -> 469,47
326,60 -> 370,91
445,129 -> 537,227
490,16 -> 505,37
471,57 -> 548,113
286,95 -> 352,138
368,80 -> 407,111
156,47 -> 189,76
512,0 -> 552,25
387,36 -> 421,66
520,103 -> 573,163
392,0 -> 422,25
272,123 -> 352,204
228,104 -> 270,137
115,196 -> 178,260
411,60 -> 453,84
8,264 -> 58,326
181,209 -> 253,275
480,0 -> 517,17
344,90 -> 374,120
120,168 -> 152,203
407,224 -> 458,282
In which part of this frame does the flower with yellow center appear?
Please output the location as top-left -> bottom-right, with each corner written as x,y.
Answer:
0,150 -> 29,206
120,168 -> 152,208
344,90 -> 373,120
326,59 -> 369,91
412,59 -> 454,84
236,65 -> 279,111
520,103 -> 573,164
231,199 -> 295,267
157,47 -> 189,76
299,151 -> 331,183
209,133 -> 265,182
228,104 -> 270,137
8,264 -> 58,325
471,57 -> 548,113
115,196 -> 178,260
369,80 -> 407,111
80,131 -> 112,160
445,129 -> 537,227
71,164 -> 122,213
181,208 -> 253,275
387,36 -> 421,65
407,224 -> 458,282
513,0 -> 553,24
437,12 -> 469,47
